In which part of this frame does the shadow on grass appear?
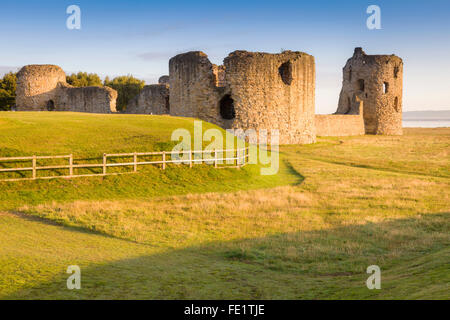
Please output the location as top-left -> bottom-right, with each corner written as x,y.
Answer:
281,159 -> 305,186
8,211 -> 134,243
4,212 -> 449,300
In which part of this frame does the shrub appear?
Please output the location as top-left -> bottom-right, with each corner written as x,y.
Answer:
0,72 -> 17,110
104,75 -> 145,112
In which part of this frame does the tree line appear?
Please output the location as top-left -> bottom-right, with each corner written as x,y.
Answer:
0,71 -> 145,111
0,72 -> 16,111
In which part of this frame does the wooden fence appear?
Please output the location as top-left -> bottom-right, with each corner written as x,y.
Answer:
0,148 -> 249,182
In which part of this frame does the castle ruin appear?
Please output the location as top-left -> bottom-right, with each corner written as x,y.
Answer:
14,47 -> 403,144
16,65 -> 117,113
168,50 -> 316,144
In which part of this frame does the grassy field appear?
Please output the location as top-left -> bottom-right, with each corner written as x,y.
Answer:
0,112 -> 449,299
0,112 -> 289,210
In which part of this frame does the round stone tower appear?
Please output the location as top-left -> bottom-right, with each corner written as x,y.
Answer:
336,47 -> 403,135
223,50 -> 316,144
16,65 -> 66,111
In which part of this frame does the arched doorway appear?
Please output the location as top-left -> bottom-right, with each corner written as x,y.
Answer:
219,95 -> 235,120
46,100 -> 55,111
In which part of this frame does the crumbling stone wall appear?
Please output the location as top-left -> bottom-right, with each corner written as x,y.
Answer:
126,84 -> 169,114
315,115 -> 365,136
158,75 -> 169,85
316,97 -> 365,136
16,64 -> 117,113
169,50 -> 316,144
336,48 -> 403,135
56,83 -> 117,113
169,52 -> 222,122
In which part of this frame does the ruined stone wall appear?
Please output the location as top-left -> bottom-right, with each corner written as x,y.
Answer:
158,75 -> 169,85
15,64 -> 117,113
315,114 -> 365,136
56,83 -> 117,113
169,51 -> 222,122
336,47 -> 403,135
169,50 -> 316,144
16,65 -> 66,111
126,84 -> 169,114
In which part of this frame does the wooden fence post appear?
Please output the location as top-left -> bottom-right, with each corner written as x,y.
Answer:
162,152 -> 166,170
32,155 -> 36,179
214,149 -> 218,168
238,149 -> 242,168
189,150 -> 193,168
103,153 -> 107,175
133,152 -> 137,172
69,154 -> 73,176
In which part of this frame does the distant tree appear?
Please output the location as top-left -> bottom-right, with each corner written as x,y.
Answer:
66,72 -> 103,87
0,72 -> 17,111
104,75 -> 145,112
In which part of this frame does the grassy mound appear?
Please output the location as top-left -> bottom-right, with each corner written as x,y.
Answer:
0,112 -> 294,210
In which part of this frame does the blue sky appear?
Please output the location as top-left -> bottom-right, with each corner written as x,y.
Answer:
0,0 -> 449,113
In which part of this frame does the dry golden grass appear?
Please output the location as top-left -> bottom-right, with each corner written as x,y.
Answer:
21,155 -> 449,252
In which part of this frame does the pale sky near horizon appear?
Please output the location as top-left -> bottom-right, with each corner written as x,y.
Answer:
0,0 -> 449,113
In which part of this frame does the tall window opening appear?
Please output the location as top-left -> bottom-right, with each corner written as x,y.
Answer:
279,61 -> 293,85
219,95 -> 235,120
383,82 -> 389,94
358,79 -> 365,91
346,97 -> 351,114
165,96 -> 170,113
394,97 -> 400,112
394,66 -> 399,78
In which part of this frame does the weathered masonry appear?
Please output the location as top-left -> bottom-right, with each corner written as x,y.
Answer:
335,47 -> 403,135
169,50 -> 316,144
126,84 -> 170,115
16,65 -> 117,113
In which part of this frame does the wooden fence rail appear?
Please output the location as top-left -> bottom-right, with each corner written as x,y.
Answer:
0,148 -> 248,182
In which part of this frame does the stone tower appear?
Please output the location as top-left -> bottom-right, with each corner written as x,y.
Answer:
16,64 -> 117,113
169,50 -> 316,144
16,65 -> 66,111
336,47 -> 403,135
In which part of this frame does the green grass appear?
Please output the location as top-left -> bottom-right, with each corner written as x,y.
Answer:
0,112 -> 449,299
0,112 -> 293,210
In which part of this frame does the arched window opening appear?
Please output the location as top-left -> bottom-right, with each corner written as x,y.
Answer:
219,95 -> 235,120
278,61 -> 293,85
357,79 -> 365,91
46,100 -> 55,111
394,97 -> 400,112
383,82 -> 389,94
